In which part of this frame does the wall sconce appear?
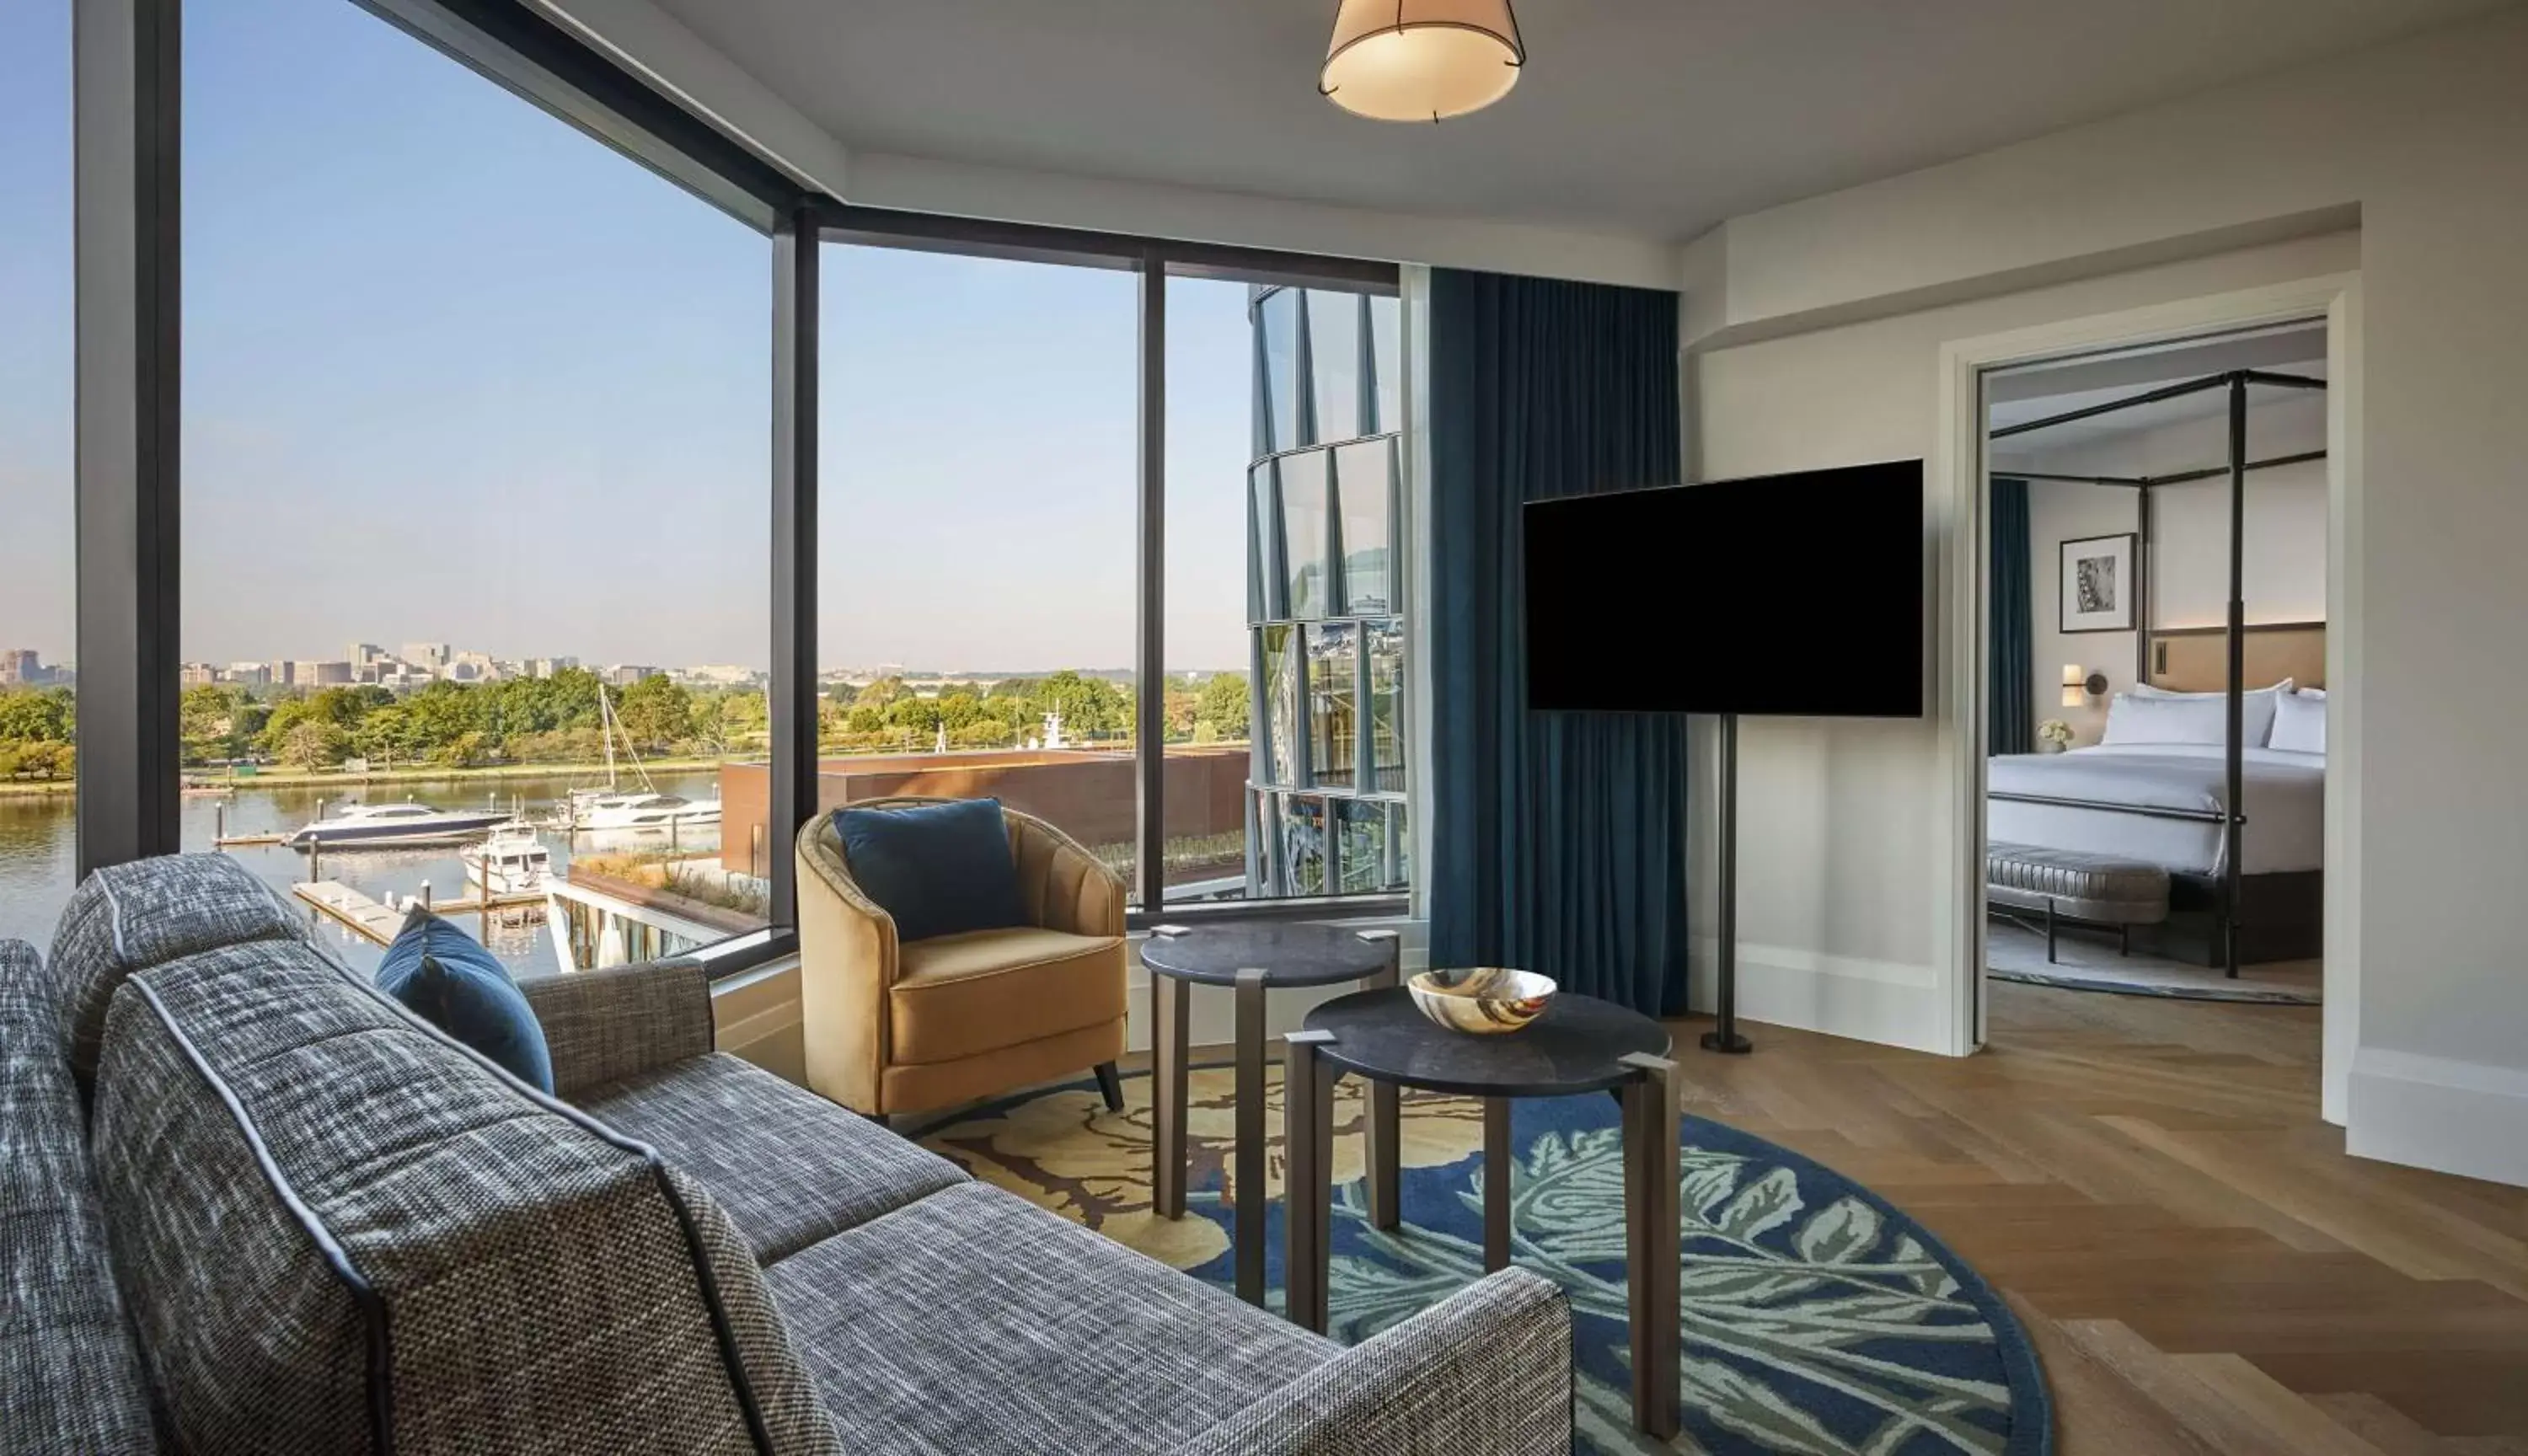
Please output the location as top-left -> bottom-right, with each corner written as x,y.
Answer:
2060,664 -> 2109,708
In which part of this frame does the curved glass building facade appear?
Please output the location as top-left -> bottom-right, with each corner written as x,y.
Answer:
1245,286 -> 1408,899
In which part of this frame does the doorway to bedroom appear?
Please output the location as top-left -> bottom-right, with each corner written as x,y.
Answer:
1979,321 -> 2330,1019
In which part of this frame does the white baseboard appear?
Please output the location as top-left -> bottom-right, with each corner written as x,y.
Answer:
2348,1046 -> 2528,1188
1690,935 -> 1952,1055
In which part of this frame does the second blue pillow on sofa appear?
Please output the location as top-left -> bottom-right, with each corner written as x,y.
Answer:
833,798 -> 1026,944
376,908 -> 555,1094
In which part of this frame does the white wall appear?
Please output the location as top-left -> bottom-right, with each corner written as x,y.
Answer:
2008,393 -> 2329,742
1688,231 -> 2357,1054
1684,4 -> 2528,1188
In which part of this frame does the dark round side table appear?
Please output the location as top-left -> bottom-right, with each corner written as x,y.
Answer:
1138,923 -> 1401,1307
1287,987 -> 1681,1439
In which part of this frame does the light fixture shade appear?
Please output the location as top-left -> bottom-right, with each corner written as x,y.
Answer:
2060,664 -> 2085,687
1322,0 -> 1524,123
2062,684 -> 2086,709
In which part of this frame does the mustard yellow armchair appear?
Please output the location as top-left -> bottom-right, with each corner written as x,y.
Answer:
795,797 -> 1128,1121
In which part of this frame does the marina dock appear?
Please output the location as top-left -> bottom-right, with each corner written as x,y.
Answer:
293,880 -> 544,945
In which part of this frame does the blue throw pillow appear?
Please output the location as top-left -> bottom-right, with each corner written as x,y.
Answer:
833,798 -> 1027,945
375,908 -> 555,1094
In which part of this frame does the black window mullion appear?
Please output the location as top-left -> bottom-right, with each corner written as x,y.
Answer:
1133,253 -> 1165,912
767,206 -> 818,927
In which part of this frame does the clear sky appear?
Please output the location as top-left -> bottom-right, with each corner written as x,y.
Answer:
0,0 -> 1255,676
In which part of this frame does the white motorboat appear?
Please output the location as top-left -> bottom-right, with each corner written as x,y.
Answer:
287,801 -> 512,848
461,822 -> 553,894
572,791 -> 722,832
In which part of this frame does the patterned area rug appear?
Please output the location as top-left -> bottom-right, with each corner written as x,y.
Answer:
918,1066 -> 2051,1456
1988,920 -> 2321,1004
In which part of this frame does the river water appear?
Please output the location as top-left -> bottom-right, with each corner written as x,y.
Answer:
0,769 -> 731,980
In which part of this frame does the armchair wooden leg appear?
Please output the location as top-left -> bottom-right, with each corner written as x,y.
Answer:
1094,1061 -> 1125,1113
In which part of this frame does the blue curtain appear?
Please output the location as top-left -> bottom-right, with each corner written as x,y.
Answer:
1427,270 -> 1688,1016
1989,477 -> 2035,756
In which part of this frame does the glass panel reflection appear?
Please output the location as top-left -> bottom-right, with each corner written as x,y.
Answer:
1307,623 -> 1358,789
1366,618 -> 1405,792
1261,624 -> 1302,788
1248,460 -> 1281,620
1369,294 -> 1402,436
1281,794 -> 1327,896
1259,288 -> 1301,455
1335,439 -> 1392,614
1336,798 -> 1385,894
1306,290 -> 1363,445
1279,451 -> 1330,618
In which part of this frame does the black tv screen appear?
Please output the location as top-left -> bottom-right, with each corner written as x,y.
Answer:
1524,461 -> 1925,717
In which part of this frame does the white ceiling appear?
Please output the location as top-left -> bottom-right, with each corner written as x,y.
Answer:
642,0 -> 2508,238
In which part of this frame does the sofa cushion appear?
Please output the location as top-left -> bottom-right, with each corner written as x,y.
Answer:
833,799 -> 1027,944
0,941 -> 158,1454
47,851 -> 324,1088
580,1051 -> 967,1263
767,1181 -> 1334,1454
889,926 -> 1127,1065
375,907 -> 554,1093
89,939 -> 839,1455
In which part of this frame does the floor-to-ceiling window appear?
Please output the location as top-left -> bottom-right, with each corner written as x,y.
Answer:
179,0 -> 774,975
0,0 -> 78,947
811,245 -> 1149,900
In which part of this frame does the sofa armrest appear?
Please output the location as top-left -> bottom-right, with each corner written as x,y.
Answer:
1181,1269 -> 1573,1456
522,957 -> 715,1099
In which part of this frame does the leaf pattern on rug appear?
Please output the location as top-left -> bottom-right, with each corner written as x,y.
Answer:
921,1068 -> 2044,1456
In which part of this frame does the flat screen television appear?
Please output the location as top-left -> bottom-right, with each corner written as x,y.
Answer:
1524,461 -> 1925,717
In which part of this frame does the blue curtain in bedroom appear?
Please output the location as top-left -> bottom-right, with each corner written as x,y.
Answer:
1990,476 -> 2036,756
1427,270 -> 1688,1017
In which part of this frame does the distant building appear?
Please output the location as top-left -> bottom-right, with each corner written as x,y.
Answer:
291,661 -> 354,688
528,656 -> 580,679
270,661 -> 296,688
227,661 -> 271,688
0,649 -> 40,686
348,643 -> 387,667
179,662 -> 219,687
402,642 -> 452,669
608,664 -> 662,686
683,664 -> 762,688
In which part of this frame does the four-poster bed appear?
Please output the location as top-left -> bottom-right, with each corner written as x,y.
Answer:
1987,367 -> 2329,977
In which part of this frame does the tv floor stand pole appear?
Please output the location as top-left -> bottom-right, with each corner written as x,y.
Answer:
1702,712 -> 1753,1054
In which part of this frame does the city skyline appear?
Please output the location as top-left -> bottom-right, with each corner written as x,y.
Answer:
0,0 -> 1256,672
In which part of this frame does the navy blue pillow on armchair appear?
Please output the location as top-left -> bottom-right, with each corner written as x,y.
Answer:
833,798 -> 1027,944
376,908 -> 555,1094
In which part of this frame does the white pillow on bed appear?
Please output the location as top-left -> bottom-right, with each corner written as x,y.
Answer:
2126,677 -> 2291,745
2268,690 -> 2326,754
2101,692 -> 2231,746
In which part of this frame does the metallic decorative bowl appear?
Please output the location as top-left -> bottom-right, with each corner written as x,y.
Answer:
1408,967 -> 1556,1035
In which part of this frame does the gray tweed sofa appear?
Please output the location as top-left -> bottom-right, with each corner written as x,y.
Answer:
1,854 -> 1572,1454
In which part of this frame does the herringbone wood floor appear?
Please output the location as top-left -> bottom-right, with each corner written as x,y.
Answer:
1664,981 -> 2528,1454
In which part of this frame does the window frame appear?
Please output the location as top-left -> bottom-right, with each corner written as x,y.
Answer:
74,0 -> 1407,966
811,206 -> 1408,929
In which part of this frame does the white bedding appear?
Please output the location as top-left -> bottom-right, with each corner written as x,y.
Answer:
1987,742 -> 2326,875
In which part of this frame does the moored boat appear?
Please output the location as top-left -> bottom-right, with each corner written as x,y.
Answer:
286,801 -> 512,848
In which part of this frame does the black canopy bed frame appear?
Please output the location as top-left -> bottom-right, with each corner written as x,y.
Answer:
1989,367 -> 2328,977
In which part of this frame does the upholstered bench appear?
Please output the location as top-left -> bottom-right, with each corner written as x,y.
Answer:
1987,843 -> 2171,962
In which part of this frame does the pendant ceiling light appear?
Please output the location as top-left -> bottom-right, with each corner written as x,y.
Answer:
1320,0 -> 1525,124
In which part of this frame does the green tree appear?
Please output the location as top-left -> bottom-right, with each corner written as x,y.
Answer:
845,704 -> 886,735
1194,672 -> 1251,741
0,687 -> 76,746
277,718 -> 349,772
885,696 -> 942,735
614,675 -> 694,752
823,681 -> 860,709
179,682 -> 243,764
